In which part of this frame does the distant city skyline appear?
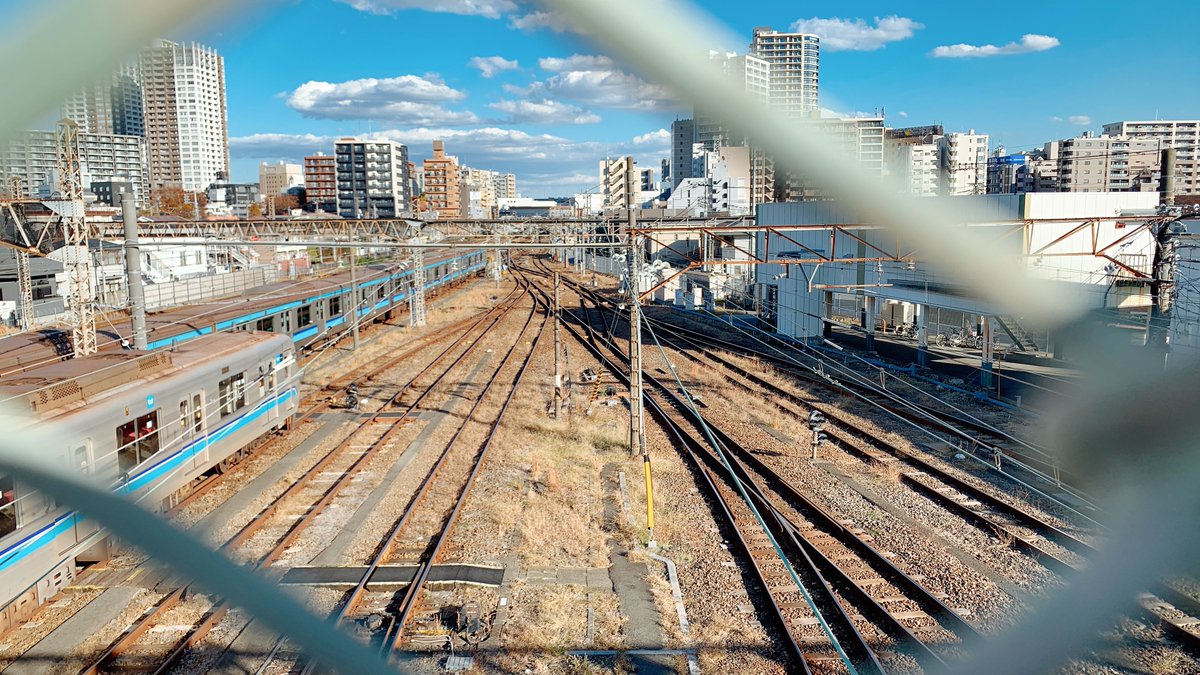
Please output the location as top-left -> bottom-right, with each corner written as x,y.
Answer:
13,0 -> 1197,197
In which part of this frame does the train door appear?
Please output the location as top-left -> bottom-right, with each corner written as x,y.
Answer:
70,438 -> 101,547
188,391 -> 208,471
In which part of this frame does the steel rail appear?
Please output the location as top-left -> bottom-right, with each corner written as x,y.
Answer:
81,290 -> 524,674
560,279 -> 975,660
556,268 -> 1200,660
295,280 -> 540,671
522,268 -> 860,673
160,289 -> 516,520
382,286 -> 548,656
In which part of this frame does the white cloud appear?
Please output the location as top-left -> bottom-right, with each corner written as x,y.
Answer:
930,34 -> 1060,58
538,54 -> 615,72
789,16 -> 922,51
230,125 -> 671,198
468,55 -> 519,78
897,111 -> 909,118
509,9 -> 577,33
488,99 -> 600,124
1068,115 -> 1092,126
286,75 -> 478,125
337,0 -> 515,18
1049,115 -> 1063,122
633,128 -> 670,147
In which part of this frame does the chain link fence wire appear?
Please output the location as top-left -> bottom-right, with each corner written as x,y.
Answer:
0,0 -> 1196,671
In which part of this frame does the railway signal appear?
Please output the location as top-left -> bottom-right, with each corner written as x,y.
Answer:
808,410 -> 827,460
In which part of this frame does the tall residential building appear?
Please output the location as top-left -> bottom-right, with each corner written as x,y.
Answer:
696,51 -> 774,207
749,26 -> 819,118
2,129 -> 147,206
781,117 -> 884,201
638,168 -> 655,192
259,161 -> 304,197
461,166 -> 499,217
938,131 -> 989,196
1102,120 -> 1199,195
1052,134 -> 1162,193
492,172 -> 517,200
140,39 -> 229,192
304,153 -> 336,213
334,138 -> 411,218
600,156 -> 637,209
986,147 -> 1032,195
885,125 -> 943,197
62,63 -> 144,137
423,140 -> 461,219
670,118 -> 696,189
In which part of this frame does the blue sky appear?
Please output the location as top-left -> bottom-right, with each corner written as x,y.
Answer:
21,0 -> 1200,196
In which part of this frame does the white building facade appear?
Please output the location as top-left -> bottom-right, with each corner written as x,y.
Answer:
938,131 -> 989,195
1102,120 -> 1196,195
140,40 -> 229,193
335,138 -> 411,219
2,129 -> 148,206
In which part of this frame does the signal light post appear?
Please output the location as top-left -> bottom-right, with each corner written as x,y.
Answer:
808,410 -> 828,460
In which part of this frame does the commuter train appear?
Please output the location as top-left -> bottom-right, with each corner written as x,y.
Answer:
144,249 -> 489,350
0,249 -> 489,376
0,331 -> 299,633
0,248 -> 490,632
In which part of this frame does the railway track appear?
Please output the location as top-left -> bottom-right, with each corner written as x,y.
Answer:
273,283 -> 552,672
76,286 -> 528,674
542,261 -> 1200,663
161,288 -> 521,519
520,263 -> 984,673
644,305 -> 1088,500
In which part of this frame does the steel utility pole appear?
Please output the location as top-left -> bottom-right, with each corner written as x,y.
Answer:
628,222 -> 646,458
410,237 -> 427,327
350,245 -> 359,350
121,187 -> 147,349
55,119 -> 97,357
7,176 -> 33,331
554,272 -> 563,419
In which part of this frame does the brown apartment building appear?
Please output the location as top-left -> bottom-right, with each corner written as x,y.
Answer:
423,140 -> 460,218
304,153 -> 336,213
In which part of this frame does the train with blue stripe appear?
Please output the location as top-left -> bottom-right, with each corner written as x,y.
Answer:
0,249 -> 489,376
0,248 -> 490,634
0,331 -> 299,634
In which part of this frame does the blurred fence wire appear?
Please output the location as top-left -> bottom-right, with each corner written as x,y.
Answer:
0,0 -> 1196,672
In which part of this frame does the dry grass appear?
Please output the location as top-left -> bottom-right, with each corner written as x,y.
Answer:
501,583 -> 625,652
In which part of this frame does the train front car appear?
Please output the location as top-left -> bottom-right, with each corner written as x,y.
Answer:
0,331 -> 298,633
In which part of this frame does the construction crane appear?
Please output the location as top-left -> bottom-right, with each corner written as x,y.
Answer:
44,119 -> 97,356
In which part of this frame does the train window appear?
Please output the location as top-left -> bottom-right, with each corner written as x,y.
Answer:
74,442 -> 91,473
281,313 -> 292,333
116,412 -> 161,473
0,475 -> 14,536
179,401 -> 188,431
218,373 -> 246,417
256,317 -> 274,332
297,305 -> 312,327
192,394 -> 203,433
329,295 -> 342,316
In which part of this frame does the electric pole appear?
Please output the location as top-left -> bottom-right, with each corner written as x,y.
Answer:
121,186 -> 147,349
350,245 -> 359,350
410,237 -> 426,327
55,119 -> 97,357
554,272 -> 563,419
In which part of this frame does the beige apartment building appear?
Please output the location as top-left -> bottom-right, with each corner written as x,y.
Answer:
600,156 -> 637,209
259,161 -> 303,198
1102,120 -> 1199,195
140,39 -> 229,192
423,141 -> 461,219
